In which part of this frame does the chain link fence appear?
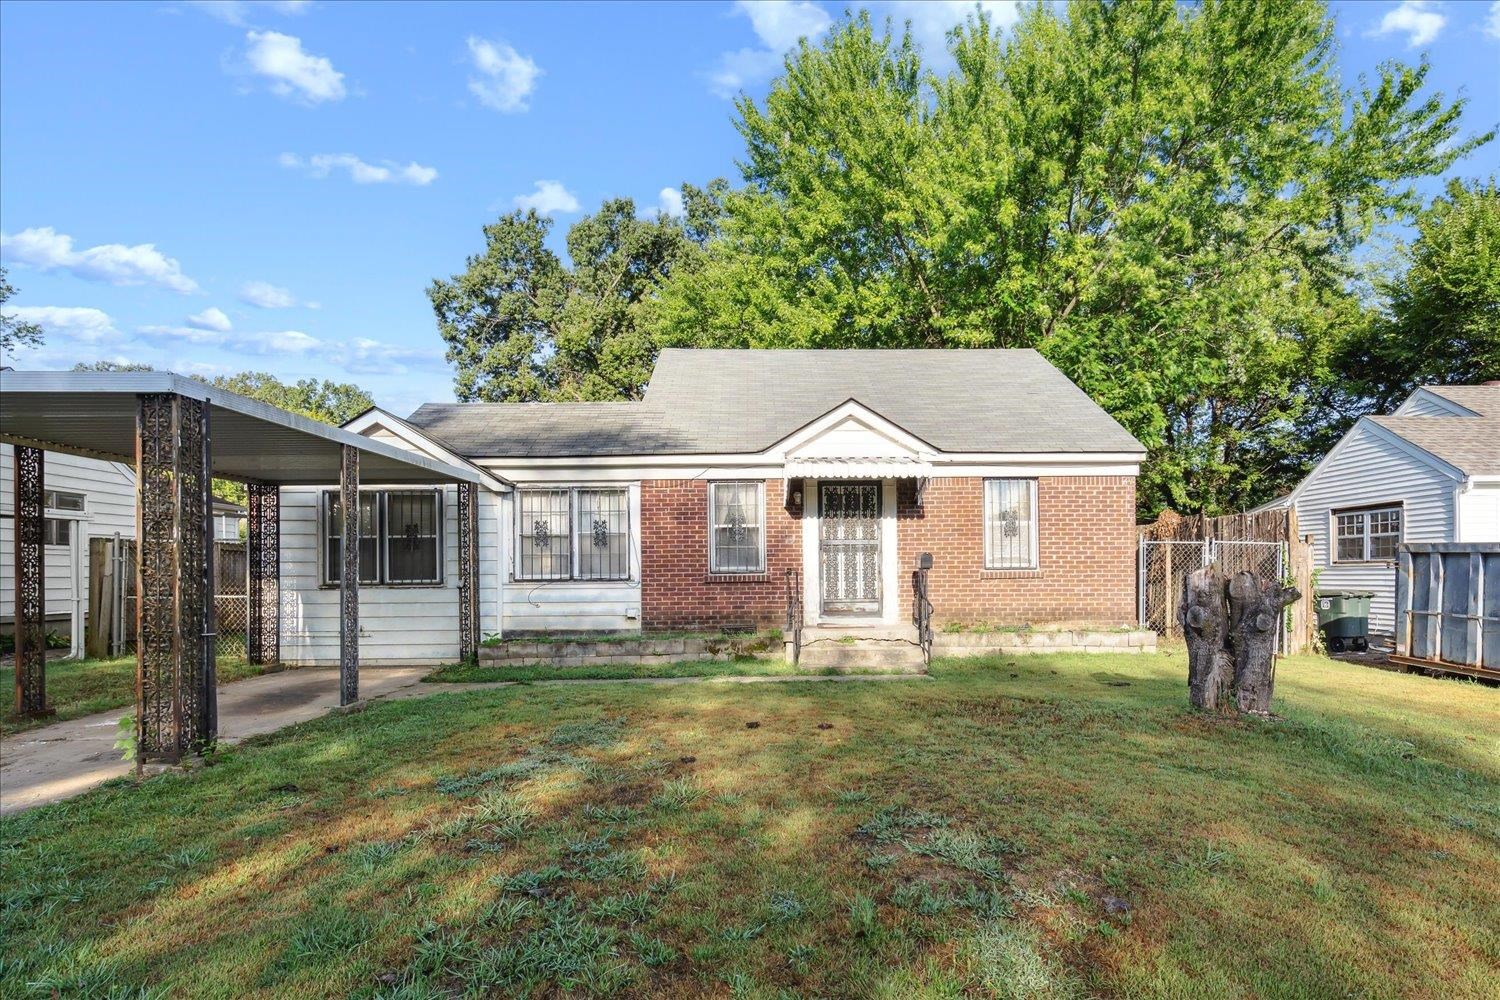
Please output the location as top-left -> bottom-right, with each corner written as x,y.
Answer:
1140,539 -> 1285,651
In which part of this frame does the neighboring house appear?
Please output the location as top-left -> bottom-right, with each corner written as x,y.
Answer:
213,497 -> 247,540
0,444 -> 137,651
277,349 -> 1146,665
1288,383 -> 1500,636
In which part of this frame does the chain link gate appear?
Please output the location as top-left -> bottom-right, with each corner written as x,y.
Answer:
1139,539 -> 1286,652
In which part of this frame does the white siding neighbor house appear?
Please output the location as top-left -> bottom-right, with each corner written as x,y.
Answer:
1288,384 -> 1500,636
1,444 -> 137,652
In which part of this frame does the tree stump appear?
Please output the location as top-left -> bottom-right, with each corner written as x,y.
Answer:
1227,571 -> 1300,715
1180,567 -> 1234,712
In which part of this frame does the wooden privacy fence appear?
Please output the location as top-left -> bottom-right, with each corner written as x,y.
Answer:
1394,543 -> 1500,679
86,538 -> 249,660
1138,508 -> 1315,653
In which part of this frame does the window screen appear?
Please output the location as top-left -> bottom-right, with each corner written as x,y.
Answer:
576,489 -> 630,580
709,481 -> 765,573
517,490 -> 573,580
984,479 -> 1038,570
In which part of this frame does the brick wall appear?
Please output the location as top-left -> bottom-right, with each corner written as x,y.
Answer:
896,476 -> 1137,626
640,479 -> 802,631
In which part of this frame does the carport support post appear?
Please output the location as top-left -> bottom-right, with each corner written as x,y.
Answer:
135,393 -> 216,761
339,444 -> 359,705
458,482 -> 479,666
246,483 -> 280,666
12,445 -> 50,717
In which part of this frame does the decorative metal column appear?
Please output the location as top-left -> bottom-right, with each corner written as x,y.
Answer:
457,482 -> 479,666
339,444 -> 359,705
11,445 -> 49,717
246,483 -> 280,666
135,393 -> 216,760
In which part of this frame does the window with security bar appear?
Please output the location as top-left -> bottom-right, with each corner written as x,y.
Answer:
1334,505 -> 1401,563
322,489 -> 441,585
983,478 -> 1038,570
516,487 -> 632,581
709,481 -> 765,573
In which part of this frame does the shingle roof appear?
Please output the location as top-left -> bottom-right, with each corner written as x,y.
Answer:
1423,384 -> 1500,418
1369,413 -> 1500,476
405,349 -> 1145,458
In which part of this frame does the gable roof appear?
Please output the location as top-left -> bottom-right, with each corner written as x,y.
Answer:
1421,384 -> 1500,418
1362,382 -> 1500,477
405,349 -> 1144,459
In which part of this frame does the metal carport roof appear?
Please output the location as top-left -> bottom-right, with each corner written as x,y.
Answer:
0,371 -> 481,485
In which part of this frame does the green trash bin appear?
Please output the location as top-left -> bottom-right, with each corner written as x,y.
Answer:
1315,591 -> 1373,653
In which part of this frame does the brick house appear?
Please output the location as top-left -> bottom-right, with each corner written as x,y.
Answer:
280,350 -> 1144,663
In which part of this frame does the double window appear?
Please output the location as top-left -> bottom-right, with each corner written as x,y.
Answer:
1334,505 -> 1401,563
322,489 -> 442,586
709,481 -> 766,574
516,487 -> 630,581
983,478 -> 1038,570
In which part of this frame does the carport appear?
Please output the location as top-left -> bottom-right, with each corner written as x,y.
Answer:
1,371 -> 483,761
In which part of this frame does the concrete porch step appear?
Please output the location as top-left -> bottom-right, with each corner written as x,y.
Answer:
795,624 -> 927,673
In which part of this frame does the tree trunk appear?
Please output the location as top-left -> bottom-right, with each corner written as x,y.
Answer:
1227,571 -> 1300,715
1180,567 -> 1234,711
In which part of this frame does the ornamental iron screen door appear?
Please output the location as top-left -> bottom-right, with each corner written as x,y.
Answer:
819,482 -> 881,616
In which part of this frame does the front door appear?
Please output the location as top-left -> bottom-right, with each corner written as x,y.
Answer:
819,482 -> 881,616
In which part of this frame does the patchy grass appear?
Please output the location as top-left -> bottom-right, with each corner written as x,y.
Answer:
426,657 -> 838,684
1,653 -> 266,737
482,629 -> 781,648
1,651 -> 1496,998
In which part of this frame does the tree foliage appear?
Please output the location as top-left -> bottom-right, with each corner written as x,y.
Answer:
0,266 -> 44,356
429,191 -> 720,402
1338,178 -> 1500,412
647,0 -> 1488,515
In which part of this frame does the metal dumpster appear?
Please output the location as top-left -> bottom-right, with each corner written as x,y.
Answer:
1316,591 -> 1373,652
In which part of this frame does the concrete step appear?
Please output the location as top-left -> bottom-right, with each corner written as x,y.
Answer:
795,626 -> 926,673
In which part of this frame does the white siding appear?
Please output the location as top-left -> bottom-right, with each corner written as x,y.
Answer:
278,484 -> 503,665
1293,423 -> 1457,634
1458,483 -> 1500,542
0,445 -> 136,632
1393,390 -> 1471,417
500,487 -> 643,633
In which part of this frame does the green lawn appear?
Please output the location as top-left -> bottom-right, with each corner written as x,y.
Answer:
1,653 -> 269,737
428,657 -> 829,684
2,652 -> 1496,998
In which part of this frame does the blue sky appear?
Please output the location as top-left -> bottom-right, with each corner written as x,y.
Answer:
2,0 -> 1497,417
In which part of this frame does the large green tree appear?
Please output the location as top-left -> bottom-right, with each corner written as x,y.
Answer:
1338,178 -> 1500,413
647,1 -> 1488,516
429,190 -> 721,402
0,266 -> 43,356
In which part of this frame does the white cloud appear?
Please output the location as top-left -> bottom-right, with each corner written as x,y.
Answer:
135,322 -> 440,376
186,306 -> 233,332
879,1 -> 1021,61
467,36 -> 540,112
244,30 -> 346,103
710,0 -> 831,97
237,280 -> 306,309
513,180 -> 580,216
186,1 -> 311,27
656,187 -> 686,218
279,152 -> 438,185
1486,1 -> 1500,40
0,226 -> 199,294
3,306 -> 122,344
1371,1 -> 1447,48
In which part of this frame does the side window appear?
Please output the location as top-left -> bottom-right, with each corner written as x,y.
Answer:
984,479 -> 1038,570
709,481 -> 766,573
516,489 -> 574,581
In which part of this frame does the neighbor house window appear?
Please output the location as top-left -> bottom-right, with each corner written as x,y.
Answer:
984,479 -> 1038,570
45,490 -> 85,512
1334,505 -> 1402,563
322,489 -> 441,585
516,487 -> 631,582
43,519 -> 71,546
709,481 -> 766,574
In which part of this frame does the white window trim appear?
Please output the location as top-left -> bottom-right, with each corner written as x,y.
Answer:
708,480 -> 767,575
320,487 -> 444,587
1331,503 -> 1403,564
983,478 -> 1039,571
514,486 -> 632,583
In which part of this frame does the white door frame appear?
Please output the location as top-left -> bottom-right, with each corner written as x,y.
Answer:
801,478 -> 898,626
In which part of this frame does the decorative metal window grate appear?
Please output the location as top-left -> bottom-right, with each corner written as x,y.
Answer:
516,488 -> 631,581
984,479 -> 1037,570
322,489 -> 442,585
710,481 -> 766,573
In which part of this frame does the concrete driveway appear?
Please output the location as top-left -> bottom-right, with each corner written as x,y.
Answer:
0,666 -> 429,815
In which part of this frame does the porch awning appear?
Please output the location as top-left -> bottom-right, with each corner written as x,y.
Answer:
784,457 -> 933,479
